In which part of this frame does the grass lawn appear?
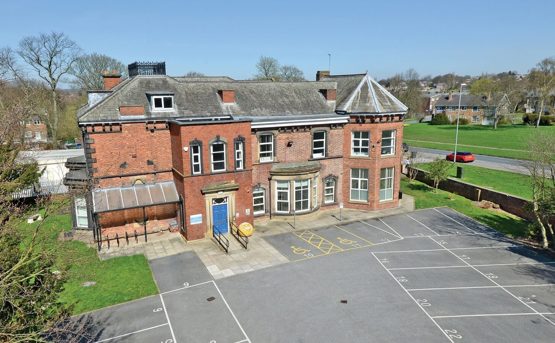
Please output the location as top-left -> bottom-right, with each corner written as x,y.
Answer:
416,163 -> 533,200
403,123 -> 555,160
401,178 -> 531,239
18,198 -> 158,315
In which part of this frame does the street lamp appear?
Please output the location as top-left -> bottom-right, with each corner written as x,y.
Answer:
453,83 -> 467,164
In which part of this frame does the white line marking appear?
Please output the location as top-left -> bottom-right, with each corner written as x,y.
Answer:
372,252 -> 455,343
212,281 -> 251,343
407,284 -> 555,292
159,294 -> 177,343
405,213 -> 440,236
160,280 -> 214,295
432,208 -> 479,234
373,246 -> 515,254
93,323 -> 169,343
234,340 -> 249,343
334,225 -> 375,245
388,261 -> 555,270
377,218 -> 404,239
432,312 -> 555,319
357,220 -> 403,239
428,236 -> 555,327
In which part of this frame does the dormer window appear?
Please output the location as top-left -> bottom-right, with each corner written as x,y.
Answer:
151,95 -> 174,111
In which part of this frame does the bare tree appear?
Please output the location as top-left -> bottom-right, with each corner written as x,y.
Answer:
528,58 -> 555,128
184,71 -> 206,77
255,56 -> 280,80
17,32 -> 81,144
524,132 -> 555,248
70,53 -> 126,90
280,65 -> 305,81
386,69 -> 423,118
470,76 -> 501,128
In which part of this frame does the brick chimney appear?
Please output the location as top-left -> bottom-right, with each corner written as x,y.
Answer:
218,90 -> 235,103
320,89 -> 336,101
316,70 -> 330,81
102,70 -> 122,90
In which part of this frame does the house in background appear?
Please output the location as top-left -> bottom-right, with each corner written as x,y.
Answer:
70,62 -> 408,249
433,93 -> 510,125
20,115 -> 48,145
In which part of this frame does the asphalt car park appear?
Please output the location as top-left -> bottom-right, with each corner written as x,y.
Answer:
71,208 -> 555,342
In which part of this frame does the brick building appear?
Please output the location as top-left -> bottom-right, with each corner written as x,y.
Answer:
433,93 -> 510,125
67,63 -> 407,247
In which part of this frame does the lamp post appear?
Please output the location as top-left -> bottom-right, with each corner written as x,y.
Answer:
453,83 -> 467,164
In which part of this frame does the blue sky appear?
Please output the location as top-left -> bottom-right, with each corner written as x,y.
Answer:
1,0 -> 554,80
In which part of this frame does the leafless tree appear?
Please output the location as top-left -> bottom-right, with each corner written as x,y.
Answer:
17,32 -> 81,144
184,71 -> 206,77
528,58 -> 555,128
70,53 -> 126,90
280,65 -> 305,81
255,56 -> 280,80
524,132 -> 555,248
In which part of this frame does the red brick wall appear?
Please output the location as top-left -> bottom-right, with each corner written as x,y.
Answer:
251,126 -> 345,211
170,121 -> 253,240
89,122 -> 173,188
342,117 -> 403,211
98,203 -> 178,228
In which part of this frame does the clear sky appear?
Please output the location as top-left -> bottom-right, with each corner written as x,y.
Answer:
1,0 -> 554,80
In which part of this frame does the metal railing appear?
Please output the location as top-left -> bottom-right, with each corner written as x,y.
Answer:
213,226 -> 229,253
231,222 -> 248,250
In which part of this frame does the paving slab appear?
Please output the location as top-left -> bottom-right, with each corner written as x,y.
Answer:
149,251 -> 212,293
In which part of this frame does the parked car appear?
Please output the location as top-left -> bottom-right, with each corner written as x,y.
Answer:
402,142 -> 409,153
446,152 -> 475,163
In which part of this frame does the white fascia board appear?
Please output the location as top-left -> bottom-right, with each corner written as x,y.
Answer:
251,117 -> 348,129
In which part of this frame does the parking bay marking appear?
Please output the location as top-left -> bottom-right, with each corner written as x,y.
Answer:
93,323 -> 170,343
293,230 -> 343,255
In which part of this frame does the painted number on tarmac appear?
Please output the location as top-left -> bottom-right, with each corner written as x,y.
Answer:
183,282 -> 190,287
161,340 -> 173,343
518,296 -> 536,304
416,299 -> 431,307
153,308 -> 163,313
437,240 -> 448,245
396,276 -> 408,283
459,254 -> 471,261
379,258 -> 389,264
484,273 -> 498,279
444,329 -> 462,339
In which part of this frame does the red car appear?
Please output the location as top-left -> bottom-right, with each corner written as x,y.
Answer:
446,152 -> 475,163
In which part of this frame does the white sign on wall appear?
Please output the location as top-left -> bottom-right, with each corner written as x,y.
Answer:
190,214 -> 202,225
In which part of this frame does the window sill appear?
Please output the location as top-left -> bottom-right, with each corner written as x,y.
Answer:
379,198 -> 395,203
348,200 -> 368,204
349,155 -> 370,159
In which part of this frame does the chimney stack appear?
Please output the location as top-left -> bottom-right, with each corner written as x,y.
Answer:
102,70 -> 122,90
316,70 -> 330,81
218,90 -> 235,103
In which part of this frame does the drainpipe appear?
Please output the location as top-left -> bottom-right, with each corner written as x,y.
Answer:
268,176 -> 272,219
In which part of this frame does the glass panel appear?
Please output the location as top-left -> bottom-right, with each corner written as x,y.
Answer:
163,96 -> 173,108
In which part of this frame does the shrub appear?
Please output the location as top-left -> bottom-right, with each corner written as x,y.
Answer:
455,118 -> 470,125
430,113 -> 451,125
522,113 -> 552,126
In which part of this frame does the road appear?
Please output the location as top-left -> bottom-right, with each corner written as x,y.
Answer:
408,147 -> 532,175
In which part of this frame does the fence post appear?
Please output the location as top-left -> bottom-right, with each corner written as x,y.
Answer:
116,233 -> 120,247
125,231 -> 129,245
106,235 -> 110,249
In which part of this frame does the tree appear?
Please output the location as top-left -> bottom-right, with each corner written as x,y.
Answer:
385,69 -> 423,118
280,65 -> 305,81
497,73 -> 526,113
470,77 -> 502,128
17,32 -> 81,145
426,159 -> 452,192
184,71 -> 206,77
70,53 -> 126,90
255,56 -> 280,80
528,58 -> 555,128
524,132 -> 555,249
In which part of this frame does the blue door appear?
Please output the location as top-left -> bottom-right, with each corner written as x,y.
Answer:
212,197 -> 229,235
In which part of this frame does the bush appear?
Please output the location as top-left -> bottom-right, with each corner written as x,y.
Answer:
455,118 -> 470,125
430,113 -> 451,125
523,113 -> 552,126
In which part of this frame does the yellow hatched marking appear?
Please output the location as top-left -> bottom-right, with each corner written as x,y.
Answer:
291,246 -> 311,255
294,230 -> 343,254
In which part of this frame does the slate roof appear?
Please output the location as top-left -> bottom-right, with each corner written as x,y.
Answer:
321,74 -> 408,114
78,72 -> 407,123
78,76 -> 337,122
435,94 -> 488,107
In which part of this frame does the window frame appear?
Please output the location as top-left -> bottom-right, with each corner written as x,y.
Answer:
75,196 -> 89,228
323,176 -> 337,204
381,130 -> 396,156
351,131 -> 370,157
294,179 -> 310,213
210,140 -> 226,173
350,168 -> 369,202
234,137 -> 245,171
312,130 -> 326,158
258,133 -> 274,163
253,187 -> 265,215
190,141 -> 203,175
276,181 -> 290,213
151,95 -> 174,112
379,167 -> 394,202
